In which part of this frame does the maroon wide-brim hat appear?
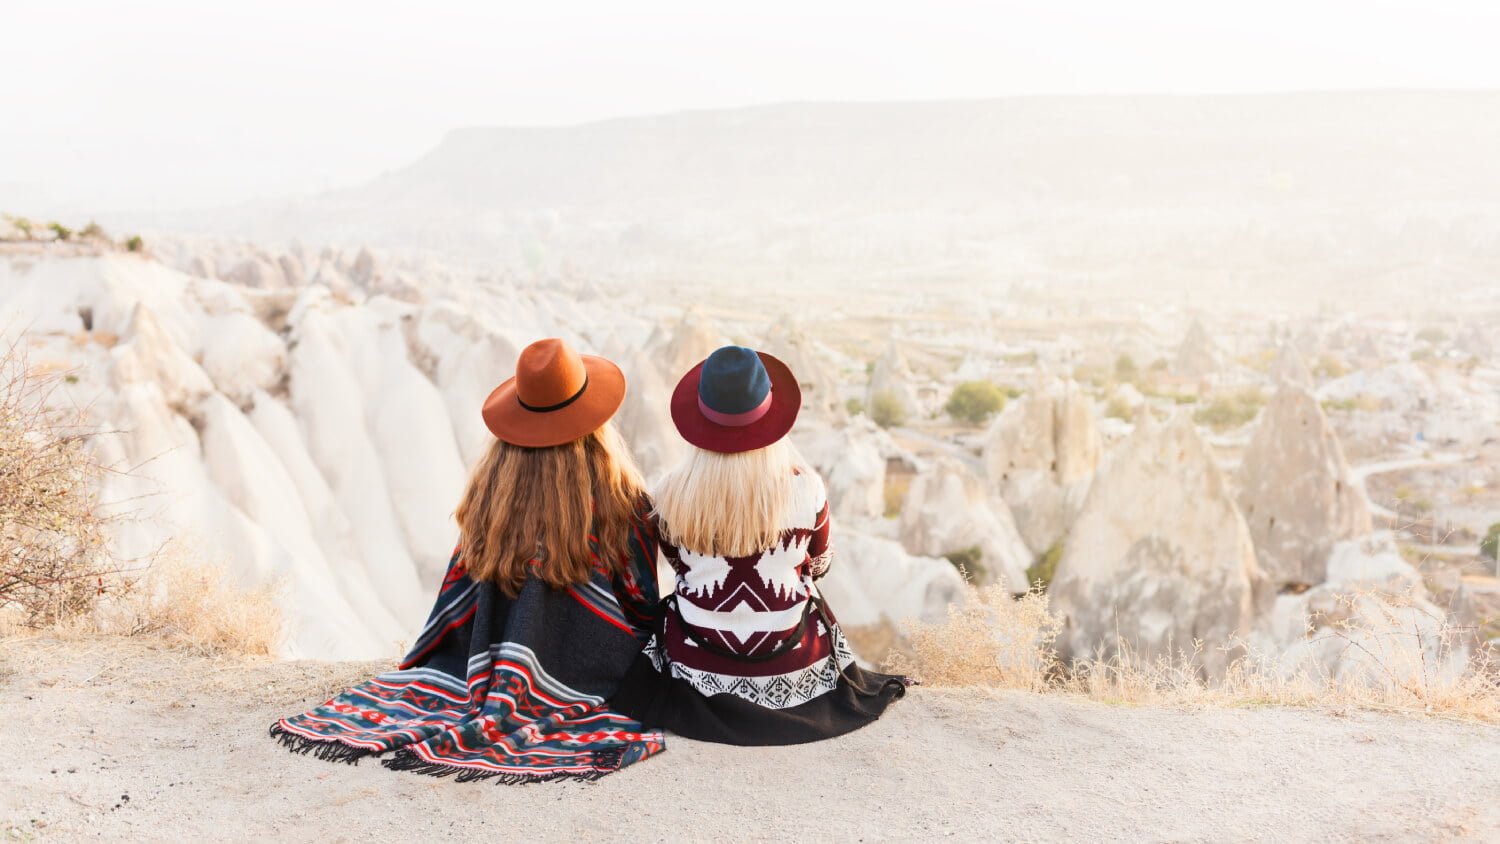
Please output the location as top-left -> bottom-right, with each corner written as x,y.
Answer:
671,346 -> 801,454
483,338 -> 626,448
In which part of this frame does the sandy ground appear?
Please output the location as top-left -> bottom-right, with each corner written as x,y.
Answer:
3,636 -> 1498,842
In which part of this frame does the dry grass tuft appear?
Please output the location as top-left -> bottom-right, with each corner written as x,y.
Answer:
885,584 -> 1500,724
884,584 -> 1059,692
96,546 -> 284,657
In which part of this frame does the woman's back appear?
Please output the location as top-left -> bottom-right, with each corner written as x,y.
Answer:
662,470 -> 831,662
614,344 -> 907,744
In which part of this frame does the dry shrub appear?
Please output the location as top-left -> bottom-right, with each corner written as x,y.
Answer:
95,546 -> 283,657
0,343 -> 282,656
886,583 -> 1500,724
0,344 -> 116,626
884,583 -> 1059,692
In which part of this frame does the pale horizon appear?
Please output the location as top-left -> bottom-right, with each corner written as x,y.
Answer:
5,0 -> 1500,213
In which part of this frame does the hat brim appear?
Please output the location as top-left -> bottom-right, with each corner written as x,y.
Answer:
482,355 -> 626,448
671,352 -> 801,454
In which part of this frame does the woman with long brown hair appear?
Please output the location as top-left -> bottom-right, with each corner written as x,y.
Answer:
271,338 -> 665,783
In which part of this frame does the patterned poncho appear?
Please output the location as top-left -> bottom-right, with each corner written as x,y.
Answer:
271,510 -> 663,784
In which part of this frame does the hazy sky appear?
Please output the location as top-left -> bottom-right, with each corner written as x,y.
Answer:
3,0 -> 1498,212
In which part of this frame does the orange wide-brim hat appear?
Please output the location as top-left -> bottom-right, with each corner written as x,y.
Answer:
481,338 -> 627,448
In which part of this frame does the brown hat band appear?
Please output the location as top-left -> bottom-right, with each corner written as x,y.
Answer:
517,376 -> 589,413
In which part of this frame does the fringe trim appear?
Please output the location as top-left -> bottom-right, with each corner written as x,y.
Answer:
269,723 -> 377,765
379,747 -> 625,785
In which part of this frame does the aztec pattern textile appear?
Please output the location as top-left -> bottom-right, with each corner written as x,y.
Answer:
270,506 -> 664,784
650,471 -> 848,709
641,614 -> 856,709
612,471 -> 908,745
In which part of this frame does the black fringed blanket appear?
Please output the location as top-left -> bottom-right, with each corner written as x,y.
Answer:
271,521 -> 664,784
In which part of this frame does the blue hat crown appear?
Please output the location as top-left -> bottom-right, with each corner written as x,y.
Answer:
698,346 -> 771,414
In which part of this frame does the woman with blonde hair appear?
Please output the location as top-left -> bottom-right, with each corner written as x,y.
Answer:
613,345 -> 908,744
272,338 -> 664,782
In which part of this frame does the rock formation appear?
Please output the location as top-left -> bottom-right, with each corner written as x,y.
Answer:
794,421 -> 891,522
1049,413 -> 1261,678
1234,385 -> 1372,587
898,457 -> 1032,592
645,308 -> 723,384
818,530 -> 967,629
763,321 -> 846,423
1173,319 -> 1221,378
1252,534 -> 1469,686
865,340 -> 922,423
980,380 -> 1101,552
614,348 -> 687,480
1270,343 -> 1313,389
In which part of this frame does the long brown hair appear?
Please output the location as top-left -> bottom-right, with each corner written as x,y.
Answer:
455,421 -> 645,597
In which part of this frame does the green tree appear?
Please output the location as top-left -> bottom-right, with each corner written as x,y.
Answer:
1480,523 -> 1498,562
125,235 -> 144,253
48,222 -> 72,241
1026,540 -> 1065,590
869,390 -> 907,429
1115,353 -> 1138,382
944,381 -> 1007,425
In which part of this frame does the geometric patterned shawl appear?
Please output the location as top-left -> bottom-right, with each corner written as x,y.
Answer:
270,510 -> 665,784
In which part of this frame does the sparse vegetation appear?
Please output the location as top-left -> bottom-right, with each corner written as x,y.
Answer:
1193,388 -> 1265,431
1315,354 -> 1349,379
1114,353 -> 1138,383
6,215 -> 34,238
884,584 -> 1059,692
1321,395 -> 1382,413
845,397 -> 864,416
883,473 -> 911,519
869,390 -> 908,428
124,235 -> 145,253
1416,327 -> 1449,345
0,348 -> 113,627
1482,523 -> 1499,562
0,346 -> 279,654
93,550 -> 282,657
944,381 -> 1007,425
941,545 -> 985,581
886,583 -> 1500,724
1104,395 -> 1133,420
46,222 -> 72,241
1027,540 -> 1064,589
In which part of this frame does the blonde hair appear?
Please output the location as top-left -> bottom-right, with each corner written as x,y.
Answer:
455,421 -> 645,597
653,439 -> 810,557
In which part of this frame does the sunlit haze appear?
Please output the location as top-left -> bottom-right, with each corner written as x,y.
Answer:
4,0 -> 1500,211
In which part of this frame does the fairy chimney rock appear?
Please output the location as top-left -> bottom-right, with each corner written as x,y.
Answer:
980,381 -> 1101,551
1173,319 -> 1222,379
898,457 -> 1032,592
1234,385 -> 1373,587
1049,413 -> 1261,678
1270,343 -> 1313,389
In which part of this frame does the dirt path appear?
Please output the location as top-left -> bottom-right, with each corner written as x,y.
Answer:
3,636 -> 1498,842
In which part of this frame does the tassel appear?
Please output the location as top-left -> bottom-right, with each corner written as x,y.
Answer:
268,723 -> 375,765
380,749 -> 616,784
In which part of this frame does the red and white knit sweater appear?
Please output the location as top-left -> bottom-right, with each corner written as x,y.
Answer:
647,471 -> 855,709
